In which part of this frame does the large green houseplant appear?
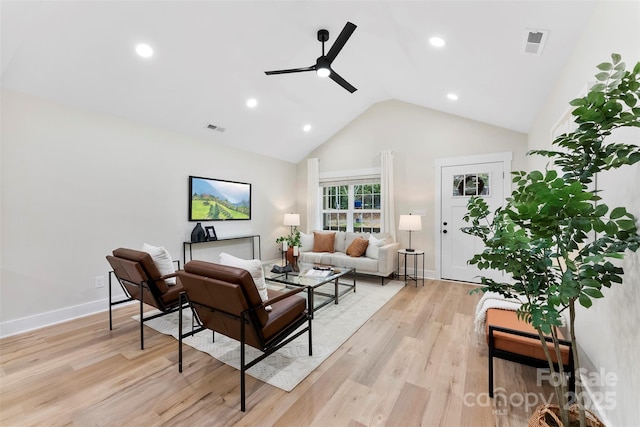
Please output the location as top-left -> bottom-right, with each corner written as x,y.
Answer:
463,54 -> 640,427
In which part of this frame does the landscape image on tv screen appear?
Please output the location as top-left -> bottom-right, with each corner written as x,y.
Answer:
189,176 -> 251,221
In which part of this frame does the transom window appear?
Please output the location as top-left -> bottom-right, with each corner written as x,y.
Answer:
321,181 -> 381,232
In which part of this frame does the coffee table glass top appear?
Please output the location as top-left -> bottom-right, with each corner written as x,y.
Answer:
265,262 -> 356,312
265,263 -> 353,288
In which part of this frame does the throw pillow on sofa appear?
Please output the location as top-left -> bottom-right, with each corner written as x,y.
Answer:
312,231 -> 336,252
300,232 -> 314,252
219,252 -> 271,311
365,235 -> 386,260
346,237 -> 369,257
142,243 -> 177,285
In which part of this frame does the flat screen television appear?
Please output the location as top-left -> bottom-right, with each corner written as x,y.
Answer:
189,175 -> 251,221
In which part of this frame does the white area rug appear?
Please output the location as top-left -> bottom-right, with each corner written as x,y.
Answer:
140,280 -> 403,391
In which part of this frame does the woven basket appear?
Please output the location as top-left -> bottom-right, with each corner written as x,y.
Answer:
528,404 -> 605,427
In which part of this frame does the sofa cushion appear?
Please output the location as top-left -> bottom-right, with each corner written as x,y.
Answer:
142,243 -> 176,286
328,252 -> 379,273
219,252 -> 271,311
346,237 -> 369,257
298,251 -> 331,264
373,232 -> 393,244
334,231 -> 347,252
313,232 -> 336,252
365,235 -> 386,259
261,288 -> 307,341
345,232 -> 370,250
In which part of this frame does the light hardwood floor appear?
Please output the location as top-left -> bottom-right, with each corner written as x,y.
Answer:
0,279 -> 556,426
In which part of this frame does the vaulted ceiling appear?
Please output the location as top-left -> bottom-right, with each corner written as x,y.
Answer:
1,1 -> 597,163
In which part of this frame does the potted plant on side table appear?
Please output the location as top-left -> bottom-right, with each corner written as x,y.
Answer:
276,227 -> 301,271
462,54 -> 640,427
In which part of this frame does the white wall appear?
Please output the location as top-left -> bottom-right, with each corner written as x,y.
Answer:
297,99 -> 529,273
527,2 -> 640,425
0,89 -> 296,336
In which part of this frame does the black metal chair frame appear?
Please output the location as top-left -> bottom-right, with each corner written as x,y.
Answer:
488,325 -> 575,398
178,289 -> 313,411
108,260 -> 183,350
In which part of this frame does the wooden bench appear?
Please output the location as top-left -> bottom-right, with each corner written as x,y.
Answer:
486,308 -> 575,397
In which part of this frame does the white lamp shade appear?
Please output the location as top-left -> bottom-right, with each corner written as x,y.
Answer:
398,214 -> 422,231
283,213 -> 300,226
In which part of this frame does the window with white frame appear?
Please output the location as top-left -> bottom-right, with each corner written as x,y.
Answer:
321,178 -> 381,232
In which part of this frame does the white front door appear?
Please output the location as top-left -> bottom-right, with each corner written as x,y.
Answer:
439,160 -> 507,283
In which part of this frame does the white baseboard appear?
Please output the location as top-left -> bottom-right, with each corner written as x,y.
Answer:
401,267 -> 437,279
0,298 -> 116,338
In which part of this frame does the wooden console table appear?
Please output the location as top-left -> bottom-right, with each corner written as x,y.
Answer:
183,235 -> 261,264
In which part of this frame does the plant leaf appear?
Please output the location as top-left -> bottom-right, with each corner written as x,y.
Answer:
610,207 -> 627,219
583,288 -> 604,299
579,294 -> 593,308
596,62 -> 613,71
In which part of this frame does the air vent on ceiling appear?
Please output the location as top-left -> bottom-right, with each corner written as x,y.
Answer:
206,123 -> 226,133
523,29 -> 549,55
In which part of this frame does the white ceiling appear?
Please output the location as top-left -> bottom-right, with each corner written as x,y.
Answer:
1,1 -> 598,163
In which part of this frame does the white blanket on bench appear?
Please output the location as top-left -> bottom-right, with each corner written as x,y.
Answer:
473,291 -> 523,334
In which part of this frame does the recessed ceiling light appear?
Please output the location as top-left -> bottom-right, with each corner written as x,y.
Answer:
447,93 -> 459,101
429,37 -> 446,48
135,43 -> 153,58
246,98 -> 258,108
303,124 -> 312,132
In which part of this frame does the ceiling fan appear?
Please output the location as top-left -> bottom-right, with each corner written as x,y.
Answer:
264,22 -> 358,93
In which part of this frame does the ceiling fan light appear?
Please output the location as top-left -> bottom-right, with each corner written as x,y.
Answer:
429,37 -> 446,48
135,43 -> 154,58
316,67 -> 330,78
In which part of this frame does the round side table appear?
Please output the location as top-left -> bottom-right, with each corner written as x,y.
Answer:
397,249 -> 425,287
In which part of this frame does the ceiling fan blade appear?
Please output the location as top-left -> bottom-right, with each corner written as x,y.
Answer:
264,65 -> 315,75
325,22 -> 357,64
329,69 -> 357,93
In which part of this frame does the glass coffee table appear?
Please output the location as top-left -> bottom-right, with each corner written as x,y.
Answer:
265,263 -> 356,313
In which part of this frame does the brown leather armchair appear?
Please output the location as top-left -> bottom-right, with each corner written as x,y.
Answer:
106,248 -> 184,350
177,260 -> 312,411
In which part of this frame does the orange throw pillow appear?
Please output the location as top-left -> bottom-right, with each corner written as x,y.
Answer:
312,232 -> 336,252
346,237 -> 369,257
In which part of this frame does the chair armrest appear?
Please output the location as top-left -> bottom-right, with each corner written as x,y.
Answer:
262,286 -> 308,306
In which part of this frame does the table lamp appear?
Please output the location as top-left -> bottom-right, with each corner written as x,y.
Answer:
283,213 -> 300,236
399,214 -> 422,252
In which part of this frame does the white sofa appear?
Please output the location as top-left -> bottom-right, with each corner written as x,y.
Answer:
298,231 -> 400,284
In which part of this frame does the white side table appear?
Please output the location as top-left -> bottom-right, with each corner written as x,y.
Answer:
397,249 -> 425,287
